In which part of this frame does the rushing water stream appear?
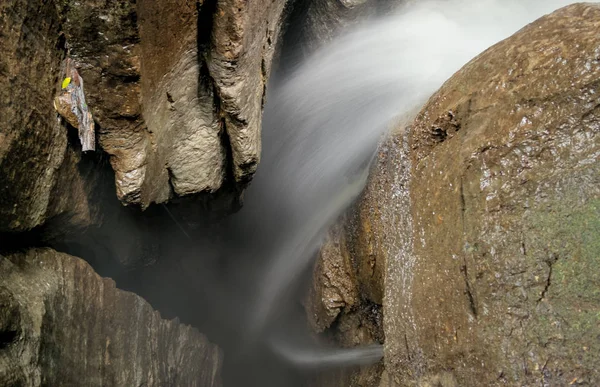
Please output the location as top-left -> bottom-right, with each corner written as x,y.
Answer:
233,0 -> 585,378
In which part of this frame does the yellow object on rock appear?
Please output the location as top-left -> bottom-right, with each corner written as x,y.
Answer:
61,77 -> 71,89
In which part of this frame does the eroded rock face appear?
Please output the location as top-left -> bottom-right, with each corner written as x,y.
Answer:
138,0 -> 221,201
305,223 -> 360,333
0,1 -> 98,233
209,0 -> 287,183
58,0 -> 287,207
1,0 -> 290,243
392,4 -> 600,385
0,248 -> 222,387
311,4 -> 600,386
305,214 -> 387,387
58,0 -> 153,205
305,218 -> 385,338
305,133 -> 405,387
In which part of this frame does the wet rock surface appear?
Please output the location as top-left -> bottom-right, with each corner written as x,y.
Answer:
305,222 -> 385,386
305,223 -> 360,333
0,248 -> 222,387
57,0 -> 287,207
0,1 -> 99,233
309,3 -> 600,386
397,4 -> 600,385
307,129 -> 408,387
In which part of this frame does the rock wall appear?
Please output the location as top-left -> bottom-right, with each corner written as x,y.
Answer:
305,222 -> 385,387
309,3 -> 600,386
58,0 -> 287,207
0,0 -> 292,272
0,248 -> 222,387
0,0 -> 98,233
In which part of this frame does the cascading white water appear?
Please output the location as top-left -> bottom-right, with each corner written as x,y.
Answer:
230,0 -> 592,369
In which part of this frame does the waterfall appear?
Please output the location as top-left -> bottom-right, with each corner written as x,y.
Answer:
231,0 -> 585,370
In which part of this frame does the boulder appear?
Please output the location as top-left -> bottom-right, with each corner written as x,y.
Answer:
0,248 -> 222,386
387,4 -> 600,385
310,3 -> 600,386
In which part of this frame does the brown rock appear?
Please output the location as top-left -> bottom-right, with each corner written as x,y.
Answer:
306,217 -> 386,387
53,58 -> 95,152
55,0 -> 160,206
137,0 -> 222,203
305,222 -> 360,333
329,4 -> 600,386
1,0 -> 290,235
0,1 -> 97,233
0,248 -> 222,386
59,0 -> 288,207
209,0 -> 287,183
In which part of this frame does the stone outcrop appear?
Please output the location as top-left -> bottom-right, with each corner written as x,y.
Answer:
0,0 -> 98,233
0,0 -> 290,251
305,218 -> 385,343
2,0 -> 289,219
57,0 -> 151,204
0,248 -> 222,387
306,223 -> 360,333
305,220 -> 386,387
309,3 -> 600,386
58,0 -> 287,207
209,0 -> 287,184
